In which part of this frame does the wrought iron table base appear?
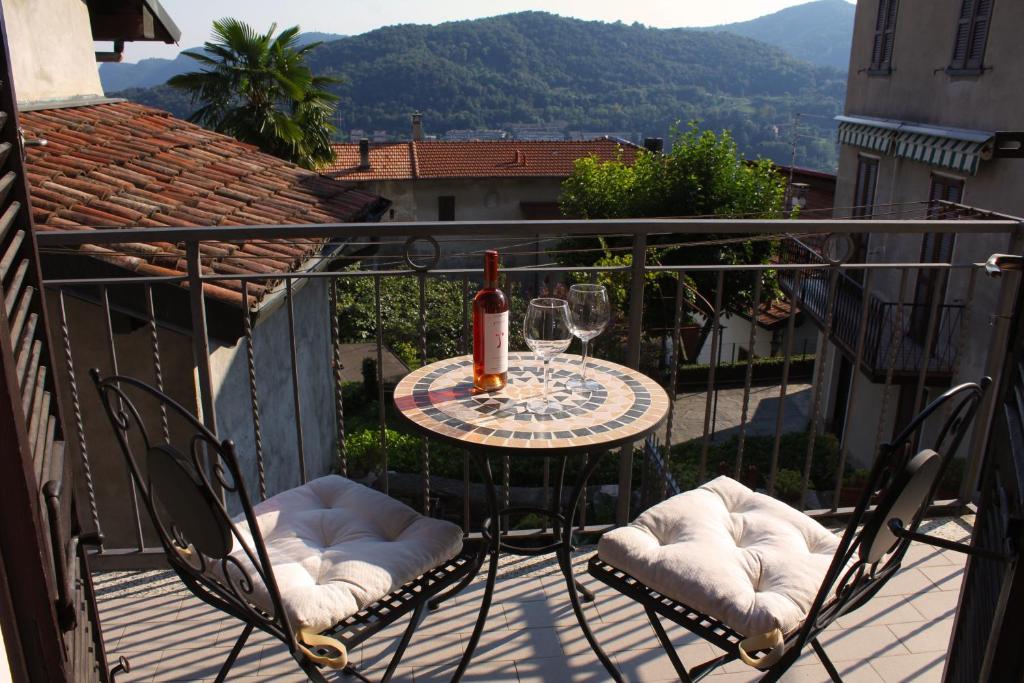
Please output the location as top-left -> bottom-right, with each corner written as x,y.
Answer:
442,451 -> 622,683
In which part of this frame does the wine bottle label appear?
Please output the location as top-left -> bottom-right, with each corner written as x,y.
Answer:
483,311 -> 508,374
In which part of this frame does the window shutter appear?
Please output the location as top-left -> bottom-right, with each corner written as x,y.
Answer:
950,0 -> 993,72
870,0 -> 899,71
966,0 -> 993,69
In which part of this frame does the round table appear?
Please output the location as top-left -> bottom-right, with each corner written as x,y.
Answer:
394,352 -> 669,682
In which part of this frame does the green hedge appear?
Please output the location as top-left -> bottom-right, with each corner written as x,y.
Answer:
676,354 -> 815,388
668,430 -> 840,493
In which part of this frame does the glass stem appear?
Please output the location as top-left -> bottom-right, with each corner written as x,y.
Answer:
581,339 -> 589,382
543,360 -> 550,403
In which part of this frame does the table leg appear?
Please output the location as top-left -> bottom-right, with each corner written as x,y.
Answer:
549,456 -> 595,603
451,453 -> 500,683
555,454 -> 622,682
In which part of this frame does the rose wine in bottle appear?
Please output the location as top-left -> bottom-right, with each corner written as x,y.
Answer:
473,250 -> 509,391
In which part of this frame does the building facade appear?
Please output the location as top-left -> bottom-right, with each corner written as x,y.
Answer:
815,0 -> 1023,465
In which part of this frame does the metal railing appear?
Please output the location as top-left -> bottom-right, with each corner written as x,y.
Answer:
781,238 -> 965,379
34,216 -> 1022,568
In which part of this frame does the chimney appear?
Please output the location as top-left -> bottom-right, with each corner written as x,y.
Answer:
411,112 -> 424,141
644,137 -> 664,153
358,138 -> 370,169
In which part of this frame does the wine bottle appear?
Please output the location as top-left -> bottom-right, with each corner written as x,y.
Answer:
473,250 -> 509,391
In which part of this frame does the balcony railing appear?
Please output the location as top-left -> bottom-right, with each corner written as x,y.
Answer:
34,216 -> 1021,568
780,237 -> 965,381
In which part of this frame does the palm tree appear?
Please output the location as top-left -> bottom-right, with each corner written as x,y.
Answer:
169,19 -> 339,169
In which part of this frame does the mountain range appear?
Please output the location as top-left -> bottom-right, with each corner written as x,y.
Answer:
105,4 -> 852,170
99,31 -> 345,92
704,0 -> 854,71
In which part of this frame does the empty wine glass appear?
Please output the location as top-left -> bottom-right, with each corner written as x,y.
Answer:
523,298 -> 573,415
565,284 -> 610,392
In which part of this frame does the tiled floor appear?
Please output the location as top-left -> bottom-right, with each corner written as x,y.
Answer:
95,518 -> 969,682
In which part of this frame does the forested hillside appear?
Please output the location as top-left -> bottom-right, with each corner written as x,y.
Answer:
111,12 -> 846,170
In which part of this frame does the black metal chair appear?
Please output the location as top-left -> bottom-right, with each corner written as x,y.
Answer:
91,370 -> 480,682
589,379 -> 990,682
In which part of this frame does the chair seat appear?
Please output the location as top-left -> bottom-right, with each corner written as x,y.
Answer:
597,476 -> 839,637
231,475 -> 463,632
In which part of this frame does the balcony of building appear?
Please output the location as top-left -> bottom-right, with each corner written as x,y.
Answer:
29,215 -> 1024,682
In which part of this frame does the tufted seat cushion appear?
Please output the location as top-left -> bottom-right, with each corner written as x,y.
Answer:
598,476 -> 839,637
230,475 -> 463,632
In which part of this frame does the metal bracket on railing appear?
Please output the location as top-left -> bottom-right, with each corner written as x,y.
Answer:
109,655 -> 131,682
887,519 -> 1016,562
984,254 -> 1024,278
403,235 -> 440,272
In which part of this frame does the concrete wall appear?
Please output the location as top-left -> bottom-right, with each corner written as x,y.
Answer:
49,280 -> 337,545
47,293 -> 197,548
5,0 -> 104,105
209,278 -> 338,513
845,0 -> 1024,134
359,177 -> 564,224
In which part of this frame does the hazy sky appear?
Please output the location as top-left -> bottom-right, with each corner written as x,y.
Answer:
123,0 -> 855,62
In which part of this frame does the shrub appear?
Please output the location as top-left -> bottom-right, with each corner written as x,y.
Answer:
668,430 -> 840,493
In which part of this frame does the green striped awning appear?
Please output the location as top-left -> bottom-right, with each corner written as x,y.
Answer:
837,122 -> 894,154
893,132 -> 992,175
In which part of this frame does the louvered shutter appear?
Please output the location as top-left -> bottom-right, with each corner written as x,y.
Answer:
870,0 -> 899,72
951,0 -> 993,72
870,0 -> 887,69
0,5 -> 107,681
967,0 -> 993,70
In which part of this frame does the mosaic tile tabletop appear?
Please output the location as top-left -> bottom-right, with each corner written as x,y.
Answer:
394,353 -> 669,454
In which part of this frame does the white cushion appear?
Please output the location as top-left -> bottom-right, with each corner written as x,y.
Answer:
230,475 -> 463,632
597,476 -> 839,636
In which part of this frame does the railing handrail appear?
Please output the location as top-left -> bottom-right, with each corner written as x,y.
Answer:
33,217 -> 1022,248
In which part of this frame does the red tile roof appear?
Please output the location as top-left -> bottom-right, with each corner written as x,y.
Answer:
323,139 -> 641,180
23,101 -> 388,308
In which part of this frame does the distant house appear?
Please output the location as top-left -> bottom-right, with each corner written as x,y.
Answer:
773,164 -> 837,217
22,100 -> 388,545
323,119 -> 641,225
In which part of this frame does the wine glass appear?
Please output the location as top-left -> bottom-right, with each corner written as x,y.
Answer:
523,298 -> 573,415
565,284 -> 610,392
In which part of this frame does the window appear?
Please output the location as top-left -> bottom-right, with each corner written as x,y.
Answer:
438,196 -> 455,221
927,174 -> 965,218
852,155 -> 879,219
949,0 -> 994,74
909,175 -> 964,342
869,0 -> 899,74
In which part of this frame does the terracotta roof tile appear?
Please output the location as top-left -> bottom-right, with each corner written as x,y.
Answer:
323,139 -> 641,180
23,101 -> 387,309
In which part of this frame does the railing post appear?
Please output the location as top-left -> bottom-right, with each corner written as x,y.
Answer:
964,229 -> 1024,500
186,241 -> 218,435
617,232 -> 647,525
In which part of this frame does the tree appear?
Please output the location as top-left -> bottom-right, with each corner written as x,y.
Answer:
560,123 -> 788,359
168,19 -> 339,169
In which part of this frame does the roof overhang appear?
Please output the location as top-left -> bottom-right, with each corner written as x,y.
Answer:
835,115 -> 1000,175
86,0 -> 181,43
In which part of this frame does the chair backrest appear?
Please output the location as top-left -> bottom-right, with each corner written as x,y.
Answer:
796,378 -> 989,645
90,370 -> 294,643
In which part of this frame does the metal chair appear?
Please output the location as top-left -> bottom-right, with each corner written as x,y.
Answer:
91,370 -> 479,682
589,379 -> 990,682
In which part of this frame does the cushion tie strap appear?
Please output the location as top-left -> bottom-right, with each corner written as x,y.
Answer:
297,626 -> 349,669
737,628 -> 785,669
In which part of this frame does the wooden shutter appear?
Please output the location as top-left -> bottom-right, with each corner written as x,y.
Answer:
870,0 -> 899,72
967,0 -> 994,69
853,156 -> 879,219
950,0 -> 994,73
0,5 -> 106,682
